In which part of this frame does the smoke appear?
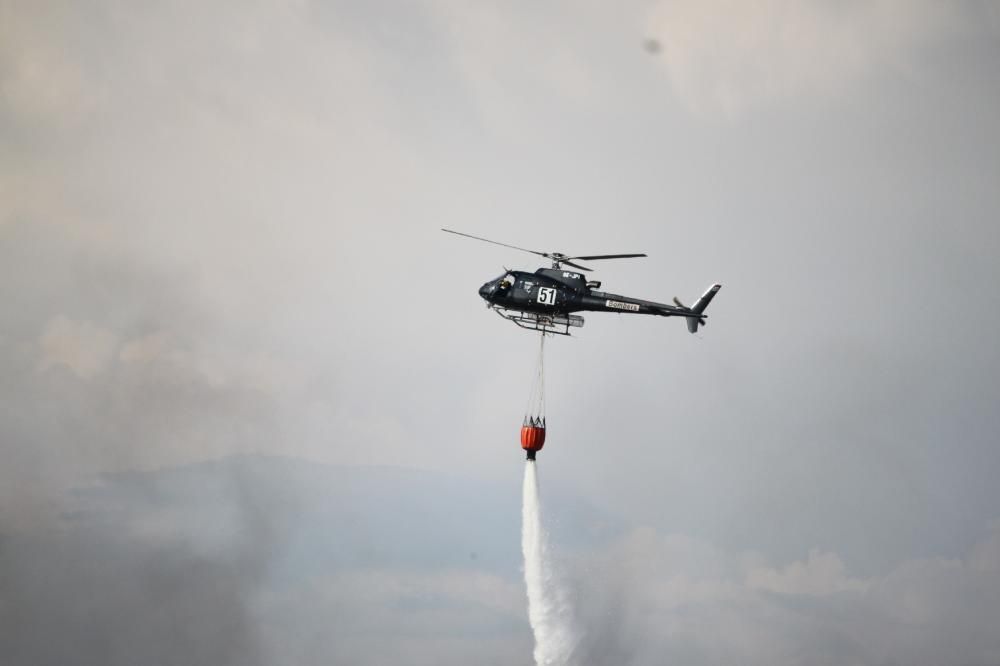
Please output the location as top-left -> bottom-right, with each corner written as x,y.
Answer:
522,460 -> 579,666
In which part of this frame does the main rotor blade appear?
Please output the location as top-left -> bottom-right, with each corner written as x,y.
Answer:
442,229 -> 636,272
566,253 -> 647,261
560,260 -> 593,272
441,228 -> 548,259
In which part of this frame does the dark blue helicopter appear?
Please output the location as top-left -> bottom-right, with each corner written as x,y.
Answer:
443,229 -> 721,336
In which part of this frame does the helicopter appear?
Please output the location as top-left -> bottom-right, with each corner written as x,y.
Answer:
443,228 -> 721,336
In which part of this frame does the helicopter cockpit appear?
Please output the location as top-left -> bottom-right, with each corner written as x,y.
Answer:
479,273 -> 516,301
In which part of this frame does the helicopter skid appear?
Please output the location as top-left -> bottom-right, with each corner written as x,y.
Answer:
491,306 -> 584,336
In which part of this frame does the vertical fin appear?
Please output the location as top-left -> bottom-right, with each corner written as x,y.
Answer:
691,284 -> 722,314
686,284 -> 721,334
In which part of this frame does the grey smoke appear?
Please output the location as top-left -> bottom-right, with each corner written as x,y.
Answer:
3,1 -> 1000,664
0,462 -> 280,666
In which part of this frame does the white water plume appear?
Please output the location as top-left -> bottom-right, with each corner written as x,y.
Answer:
522,461 -> 578,665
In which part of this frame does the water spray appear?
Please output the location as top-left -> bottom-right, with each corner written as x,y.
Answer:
522,460 -> 578,665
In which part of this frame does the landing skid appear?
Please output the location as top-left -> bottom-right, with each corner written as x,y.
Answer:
491,306 -> 584,336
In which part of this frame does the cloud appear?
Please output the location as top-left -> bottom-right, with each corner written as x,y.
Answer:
118,330 -> 304,393
37,315 -> 117,379
746,548 -> 868,596
645,0 -> 963,116
0,0 -> 102,130
569,525 -> 1000,665
969,524 -> 1000,573
433,0 -> 603,136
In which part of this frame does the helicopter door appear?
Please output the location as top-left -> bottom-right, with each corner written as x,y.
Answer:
511,276 -> 533,300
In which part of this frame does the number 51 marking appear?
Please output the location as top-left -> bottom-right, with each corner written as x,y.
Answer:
537,287 -> 556,305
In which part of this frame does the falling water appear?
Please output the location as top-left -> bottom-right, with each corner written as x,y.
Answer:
522,460 -> 578,665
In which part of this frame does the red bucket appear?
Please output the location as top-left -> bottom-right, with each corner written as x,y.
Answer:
520,425 -> 546,452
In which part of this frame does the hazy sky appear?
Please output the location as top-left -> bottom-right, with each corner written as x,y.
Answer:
2,1 -> 1000,664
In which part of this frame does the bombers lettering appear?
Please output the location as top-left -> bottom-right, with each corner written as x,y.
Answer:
606,299 -> 640,312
